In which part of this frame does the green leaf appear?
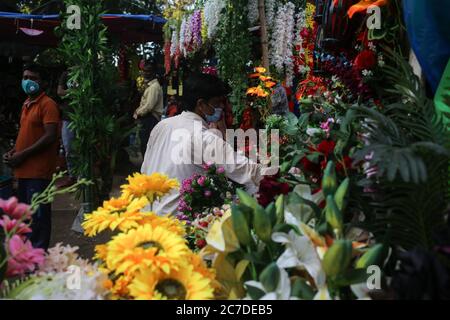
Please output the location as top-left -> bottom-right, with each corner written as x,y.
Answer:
259,263 -> 280,292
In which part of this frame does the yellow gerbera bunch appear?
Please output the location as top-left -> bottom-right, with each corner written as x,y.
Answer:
121,173 -> 180,204
82,196 -> 149,237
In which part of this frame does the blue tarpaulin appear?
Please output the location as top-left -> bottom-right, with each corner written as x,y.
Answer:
0,12 -> 166,24
403,0 -> 450,93
0,11 -> 166,46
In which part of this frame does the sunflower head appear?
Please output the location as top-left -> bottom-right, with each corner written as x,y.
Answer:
105,224 -> 189,276
128,266 -> 214,300
138,212 -> 186,237
121,173 -> 180,204
82,196 -> 149,237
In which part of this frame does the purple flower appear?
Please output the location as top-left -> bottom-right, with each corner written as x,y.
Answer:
204,190 -> 212,197
190,10 -> 202,48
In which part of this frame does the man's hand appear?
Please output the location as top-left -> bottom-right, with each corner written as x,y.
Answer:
3,149 -> 15,163
6,151 -> 28,168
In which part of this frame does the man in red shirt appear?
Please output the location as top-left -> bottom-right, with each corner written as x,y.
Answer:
3,64 -> 60,250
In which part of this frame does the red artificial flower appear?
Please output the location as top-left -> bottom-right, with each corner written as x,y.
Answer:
336,156 -> 353,173
354,49 -> 377,71
196,239 -> 207,249
257,175 -> 290,207
316,140 -> 336,157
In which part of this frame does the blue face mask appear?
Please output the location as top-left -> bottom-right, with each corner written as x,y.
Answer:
22,79 -> 40,96
205,107 -> 223,123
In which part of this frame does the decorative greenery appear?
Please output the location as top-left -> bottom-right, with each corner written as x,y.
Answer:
215,0 -> 252,124
58,0 -> 114,209
347,49 -> 450,252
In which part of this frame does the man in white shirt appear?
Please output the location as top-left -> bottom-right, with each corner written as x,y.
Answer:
141,73 -> 263,215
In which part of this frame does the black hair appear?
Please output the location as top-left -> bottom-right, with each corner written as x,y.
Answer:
23,63 -> 47,80
182,73 -> 230,112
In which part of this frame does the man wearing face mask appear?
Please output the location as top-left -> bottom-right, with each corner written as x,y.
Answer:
141,73 -> 263,215
133,61 -> 164,157
3,63 -> 60,250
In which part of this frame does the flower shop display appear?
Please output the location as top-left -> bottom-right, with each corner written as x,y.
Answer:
81,172 -> 217,300
2,0 -> 450,301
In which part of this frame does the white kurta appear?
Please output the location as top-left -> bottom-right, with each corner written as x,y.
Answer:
141,111 -> 263,215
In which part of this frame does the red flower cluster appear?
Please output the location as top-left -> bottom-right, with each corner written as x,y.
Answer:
257,174 -> 291,207
164,41 -> 171,75
300,140 -> 352,178
353,49 -> 377,71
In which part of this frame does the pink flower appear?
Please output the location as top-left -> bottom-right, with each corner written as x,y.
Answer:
197,176 -> 206,186
216,167 -> 225,174
6,235 -> 45,277
202,161 -> 214,170
0,197 -> 32,220
320,118 -> 335,133
0,215 -> 32,235
204,190 -> 212,197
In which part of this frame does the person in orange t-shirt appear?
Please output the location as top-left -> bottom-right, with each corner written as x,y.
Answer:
3,64 -> 60,250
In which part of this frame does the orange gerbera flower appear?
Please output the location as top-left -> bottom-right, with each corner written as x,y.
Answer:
265,81 -> 277,88
259,75 -> 271,81
257,89 -> 269,98
246,87 -> 258,95
347,0 -> 388,19
249,73 -> 260,79
255,67 -> 267,73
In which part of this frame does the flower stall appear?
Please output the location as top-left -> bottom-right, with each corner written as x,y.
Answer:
1,0 -> 450,301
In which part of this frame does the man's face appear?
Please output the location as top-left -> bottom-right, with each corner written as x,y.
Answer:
23,70 -> 42,86
208,96 -> 224,110
143,66 -> 154,80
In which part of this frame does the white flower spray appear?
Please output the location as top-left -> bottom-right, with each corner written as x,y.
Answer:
204,0 -> 226,39
248,0 -> 259,25
270,2 -> 296,86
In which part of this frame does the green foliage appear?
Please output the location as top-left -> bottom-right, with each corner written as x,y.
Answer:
58,0 -> 132,205
215,0 -> 252,124
348,50 -> 450,251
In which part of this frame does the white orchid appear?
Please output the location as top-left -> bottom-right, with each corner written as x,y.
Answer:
284,184 -> 323,227
244,267 -> 298,300
272,230 -> 326,287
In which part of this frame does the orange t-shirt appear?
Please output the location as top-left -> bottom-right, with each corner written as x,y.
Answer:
14,92 -> 61,180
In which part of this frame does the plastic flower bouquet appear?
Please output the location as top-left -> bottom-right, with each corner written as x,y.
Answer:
177,162 -> 237,223
81,172 -> 218,300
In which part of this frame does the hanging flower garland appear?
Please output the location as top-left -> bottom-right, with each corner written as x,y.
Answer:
164,40 -> 171,75
170,28 -> 179,58
293,3 -> 316,76
190,10 -> 203,50
265,0 -> 276,31
204,0 -> 226,39
270,2 -> 296,86
248,0 -> 259,25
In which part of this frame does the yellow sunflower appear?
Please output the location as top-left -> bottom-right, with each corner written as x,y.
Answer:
105,224 -> 189,275
121,173 -> 179,203
110,273 -> 134,299
187,253 -> 216,281
94,244 -> 108,261
82,196 -> 149,237
138,212 -> 186,237
128,266 -> 214,300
